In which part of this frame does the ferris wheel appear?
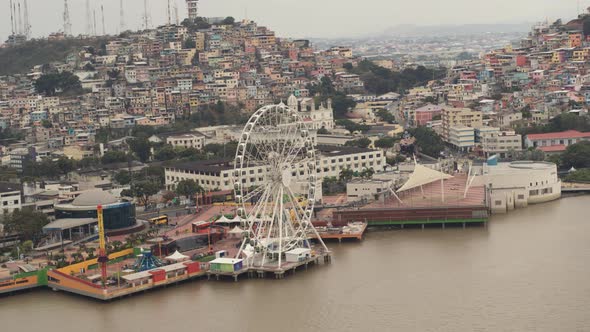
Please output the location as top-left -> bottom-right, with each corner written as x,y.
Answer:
234,103 -> 328,268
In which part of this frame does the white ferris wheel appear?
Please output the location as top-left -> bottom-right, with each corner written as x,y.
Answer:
234,103 -> 329,268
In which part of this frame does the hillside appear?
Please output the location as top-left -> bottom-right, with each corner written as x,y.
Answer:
0,37 -> 110,75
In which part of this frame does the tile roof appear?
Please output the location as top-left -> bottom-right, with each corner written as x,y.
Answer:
526,130 -> 590,140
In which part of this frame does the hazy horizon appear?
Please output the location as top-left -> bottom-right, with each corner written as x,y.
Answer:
0,0 -> 586,43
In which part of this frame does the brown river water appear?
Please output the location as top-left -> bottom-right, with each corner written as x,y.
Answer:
1,196 -> 589,332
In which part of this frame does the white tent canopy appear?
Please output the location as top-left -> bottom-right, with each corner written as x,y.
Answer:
165,250 -> 189,262
229,216 -> 242,223
398,164 -> 453,192
229,226 -> 244,234
215,215 -> 232,224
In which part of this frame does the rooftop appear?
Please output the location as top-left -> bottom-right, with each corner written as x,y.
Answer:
526,130 -> 590,140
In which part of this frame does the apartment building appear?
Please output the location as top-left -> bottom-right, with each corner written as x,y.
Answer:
166,133 -> 206,150
525,130 -> 590,153
0,182 -> 23,216
441,107 -> 483,142
478,128 -> 523,158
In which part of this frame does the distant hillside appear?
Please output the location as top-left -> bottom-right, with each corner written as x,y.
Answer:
0,38 -> 109,76
382,23 -> 531,37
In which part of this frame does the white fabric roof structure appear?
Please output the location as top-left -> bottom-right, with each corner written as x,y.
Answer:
229,226 -> 244,234
166,251 -> 189,262
215,216 -> 232,224
229,216 -> 242,223
398,164 -> 453,192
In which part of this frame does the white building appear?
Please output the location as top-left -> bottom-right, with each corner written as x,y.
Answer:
473,159 -> 561,214
0,183 -> 23,216
448,126 -> 475,151
166,133 -> 205,150
165,145 -> 386,193
478,128 -> 522,158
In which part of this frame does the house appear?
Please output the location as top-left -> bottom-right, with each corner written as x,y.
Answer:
525,130 -> 590,153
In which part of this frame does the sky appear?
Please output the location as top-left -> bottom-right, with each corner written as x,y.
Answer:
0,0 -> 586,43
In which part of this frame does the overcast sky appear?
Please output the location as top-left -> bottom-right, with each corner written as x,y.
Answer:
1,0 -> 586,43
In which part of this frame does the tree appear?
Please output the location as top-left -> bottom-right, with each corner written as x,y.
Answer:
131,180 -> 160,206
376,109 -> 395,123
56,156 -> 75,175
114,171 -> 132,185
101,150 -> 128,164
408,127 -> 445,157
3,209 -> 49,245
336,119 -> 370,133
561,141 -> 590,168
34,71 -> 82,96
360,168 -> 375,179
162,191 -> 177,204
339,168 -> 354,182
41,119 -> 52,128
375,136 -> 397,149
331,93 -> 356,118
565,169 -> 590,182
175,179 -> 202,201
128,137 -> 151,162
345,137 -> 371,149
183,39 -> 196,49
317,127 -> 330,135
154,145 -> 177,161
221,16 -> 235,25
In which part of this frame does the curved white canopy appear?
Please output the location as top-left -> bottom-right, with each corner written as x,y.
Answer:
398,164 -> 453,192
165,250 -> 189,262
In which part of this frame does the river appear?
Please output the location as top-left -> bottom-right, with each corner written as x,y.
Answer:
1,196 -> 589,331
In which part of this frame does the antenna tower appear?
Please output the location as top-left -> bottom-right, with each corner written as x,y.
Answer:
143,0 -> 151,30
63,0 -> 72,36
101,5 -> 106,35
93,9 -> 97,36
17,2 -> 22,35
167,0 -> 172,26
9,0 -> 15,35
174,1 -> 179,25
23,0 -> 31,38
85,0 -> 92,35
119,0 -> 126,32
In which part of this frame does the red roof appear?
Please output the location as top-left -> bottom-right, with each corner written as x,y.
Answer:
538,145 -> 567,152
527,130 -> 590,140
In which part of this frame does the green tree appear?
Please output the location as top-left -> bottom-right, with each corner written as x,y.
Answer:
34,71 -> 82,96
331,93 -> 357,118
317,127 -> 330,135
339,168 -> 354,182
336,119 -> 370,133
154,145 -> 177,161
375,136 -> 397,148
41,119 -> 52,128
345,137 -> 371,148
175,179 -> 203,201
128,137 -> 151,162
221,16 -> 235,25
114,171 -> 132,185
3,210 -> 49,245
376,109 -> 395,123
183,39 -> 196,49
408,127 -> 445,157
561,141 -> 590,168
131,180 -> 161,206
565,169 -> 590,182
101,150 -> 128,164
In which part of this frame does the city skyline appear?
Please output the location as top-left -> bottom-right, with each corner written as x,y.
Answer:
1,0 -> 587,43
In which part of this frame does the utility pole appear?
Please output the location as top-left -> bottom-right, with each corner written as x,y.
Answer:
174,1 -> 179,26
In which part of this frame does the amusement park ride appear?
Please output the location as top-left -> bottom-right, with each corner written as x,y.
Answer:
96,205 -> 108,287
233,103 -> 329,268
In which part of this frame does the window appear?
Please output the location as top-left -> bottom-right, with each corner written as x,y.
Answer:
2,202 -> 6,206
13,200 -> 18,205
517,195 -> 525,200
495,200 -> 502,206
529,189 -> 539,196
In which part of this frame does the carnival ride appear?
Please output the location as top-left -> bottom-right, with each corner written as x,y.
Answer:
233,103 -> 329,268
